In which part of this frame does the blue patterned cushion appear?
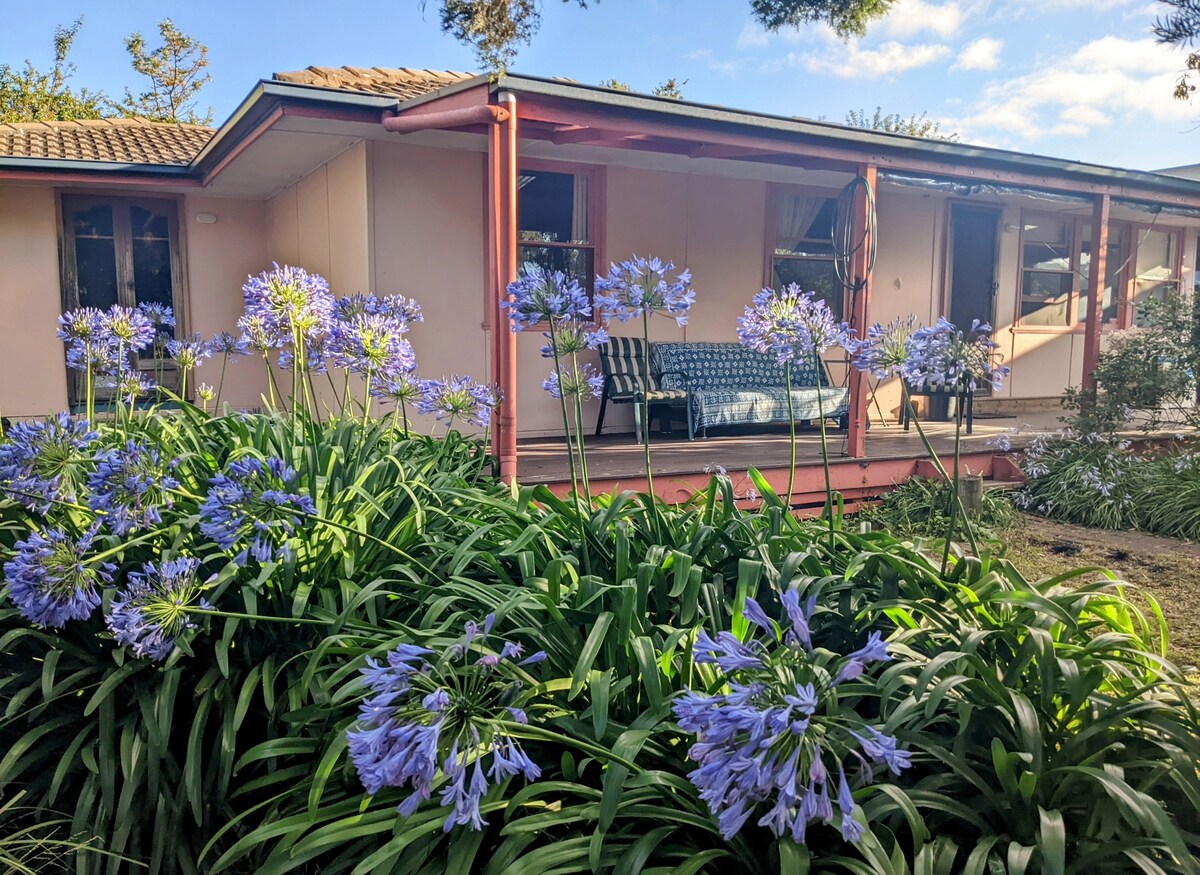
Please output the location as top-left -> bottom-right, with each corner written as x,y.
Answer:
652,342 -> 827,392
691,387 -> 850,431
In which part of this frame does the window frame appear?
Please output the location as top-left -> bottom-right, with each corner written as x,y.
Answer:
764,183 -> 847,321
58,192 -> 189,400
514,158 -> 605,316
1011,210 -> 1181,334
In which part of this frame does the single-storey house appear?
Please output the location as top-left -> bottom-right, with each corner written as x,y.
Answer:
3,65 -> 1200,487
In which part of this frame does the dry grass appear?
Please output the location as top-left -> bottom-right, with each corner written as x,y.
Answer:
999,513 -> 1200,671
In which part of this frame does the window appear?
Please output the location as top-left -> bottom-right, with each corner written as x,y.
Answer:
1019,216 -> 1075,327
517,168 -> 595,294
770,190 -> 844,318
1133,228 -> 1180,324
1078,223 -> 1126,326
60,195 -> 184,399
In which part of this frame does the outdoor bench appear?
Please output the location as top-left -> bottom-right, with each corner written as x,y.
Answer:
652,341 -> 850,440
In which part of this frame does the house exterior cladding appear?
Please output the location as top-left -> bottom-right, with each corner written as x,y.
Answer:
3,65 -> 1200,479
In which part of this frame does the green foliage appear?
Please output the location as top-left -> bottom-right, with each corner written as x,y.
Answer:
1019,434 -> 1200,542
433,0 -> 896,71
3,411 -> 1199,872
858,476 -> 1014,540
0,17 -> 107,123
116,19 -> 213,125
1154,0 -> 1200,100
1063,286 -> 1200,435
599,78 -> 687,99
843,107 -> 959,141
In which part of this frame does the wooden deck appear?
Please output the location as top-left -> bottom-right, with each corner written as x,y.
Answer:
520,411 -> 1053,481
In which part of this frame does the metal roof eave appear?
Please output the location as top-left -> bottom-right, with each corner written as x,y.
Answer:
486,74 -> 1200,201
0,155 -> 194,176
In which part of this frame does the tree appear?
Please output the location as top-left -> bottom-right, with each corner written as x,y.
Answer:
0,17 -> 107,122
433,0 -> 895,71
599,78 -> 687,99
843,107 -> 958,140
1153,0 -> 1200,100
117,19 -> 212,125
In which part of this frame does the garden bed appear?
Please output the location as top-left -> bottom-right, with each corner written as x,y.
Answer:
1002,513 -> 1200,669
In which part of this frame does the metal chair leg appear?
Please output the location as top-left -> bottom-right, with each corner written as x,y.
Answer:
633,402 -> 643,445
595,392 -> 608,437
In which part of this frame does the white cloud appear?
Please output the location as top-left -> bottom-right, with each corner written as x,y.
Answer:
803,41 -> 952,78
949,36 -> 1194,145
953,36 -> 1003,71
736,22 -> 771,50
881,0 -> 965,38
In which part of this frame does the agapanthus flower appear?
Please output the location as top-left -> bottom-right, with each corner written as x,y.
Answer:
57,307 -> 106,347
199,456 -> 316,564
87,441 -> 180,536
540,321 -> 608,358
737,286 -> 809,363
137,302 -> 176,329
58,308 -> 117,376
237,313 -> 282,354
594,255 -> 694,326
346,616 -> 544,831
418,376 -> 501,428
792,287 -> 853,355
852,315 -> 919,380
543,362 -> 604,400
68,339 -> 122,378
277,338 -> 328,374
115,371 -> 156,405
503,263 -> 592,330
107,557 -> 211,660
167,334 -> 212,372
101,305 -> 156,351
335,292 -> 424,327
674,593 -> 910,845
0,413 -> 97,512
209,331 -> 249,357
372,371 -> 426,406
3,526 -> 113,627
328,312 -> 416,378
901,317 -> 1009,393
197,383 -> 215,405
242,263 -> 335,342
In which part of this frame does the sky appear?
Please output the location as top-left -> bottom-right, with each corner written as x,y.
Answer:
3,0 -> 1199,171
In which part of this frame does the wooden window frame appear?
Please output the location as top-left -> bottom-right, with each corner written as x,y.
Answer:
1013,209 -> 1082,333
515,158 -> 606,316
1125,222 -> 1184,327
763,183 -> 847,320
58,192 -> 189,400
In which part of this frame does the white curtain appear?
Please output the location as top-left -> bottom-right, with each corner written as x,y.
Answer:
571,175 -> 590,243
776,193 -> 825,252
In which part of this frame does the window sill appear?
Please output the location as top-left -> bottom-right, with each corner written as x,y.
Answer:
1009,323 -> 1122,335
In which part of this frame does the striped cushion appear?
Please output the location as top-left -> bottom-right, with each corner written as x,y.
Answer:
598,336 -> 660,400
640,389 -> 689,402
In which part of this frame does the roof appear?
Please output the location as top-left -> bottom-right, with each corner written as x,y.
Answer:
0,117 -> 214,165
272,66 -> 475,100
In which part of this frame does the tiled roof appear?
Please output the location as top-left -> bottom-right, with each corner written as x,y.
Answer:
273,66 -> 476,100
0,117 -> 214,165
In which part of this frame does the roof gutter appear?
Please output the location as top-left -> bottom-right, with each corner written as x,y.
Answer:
0,155 -> 198,185
381,102 -> 508,134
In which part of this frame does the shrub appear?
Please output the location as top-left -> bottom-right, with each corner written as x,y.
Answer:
858,475 -> 1015,540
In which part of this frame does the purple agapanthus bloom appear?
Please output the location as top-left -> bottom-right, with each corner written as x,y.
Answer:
852,316 -> 919,380
167,334 -> 213,372
594,255 -> 694,326
107,557 -> 211,661
101,305 -> 156,352
209,332 -> 249,357
57,307 -> 107,348
242,263 -> 335,343
372,371 -> 426,406
137,302 -> 176,329
418,377 -> 501,428
335,292 -> 424,327
87,441 -> 181,536
674,590 -> 910,846
0,413 -> 97,513
539,322 -> 608,359
236,313 -> 283,354
346,616 -> 543,831
737,286 -> 809,363
199,456 -> 316,564
503,263 -> 592,330
114,371 -> 156,405
3,526 -> 113,627
328,312 -> 416,378
901,317 -> 1010,393
543,362 -> 604,400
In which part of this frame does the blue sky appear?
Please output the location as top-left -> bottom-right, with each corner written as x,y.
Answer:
4,0 -> 1198,170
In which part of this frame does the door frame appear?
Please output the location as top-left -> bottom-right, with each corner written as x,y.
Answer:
940,199 -> 1002,334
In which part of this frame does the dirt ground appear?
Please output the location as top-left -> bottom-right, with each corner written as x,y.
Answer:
1000,513 -> 1200,671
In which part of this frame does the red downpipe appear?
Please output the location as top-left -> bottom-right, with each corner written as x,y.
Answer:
382,103 -> 509,135
496,93 -> 519,483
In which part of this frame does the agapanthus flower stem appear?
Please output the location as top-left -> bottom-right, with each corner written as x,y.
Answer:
191,607 -> 329,626
215,352 -> 229,411
814,352 -> 835,550
785,361 -> 797,506
362,365 -> 373,424
569,348 -> 593,504
546,321 -> 591,574
641,310 -> 661,537
941,391 -> 966,575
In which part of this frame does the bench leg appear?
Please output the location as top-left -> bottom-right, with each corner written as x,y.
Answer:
595,393 -> 608,437
633,402 -> 643,445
